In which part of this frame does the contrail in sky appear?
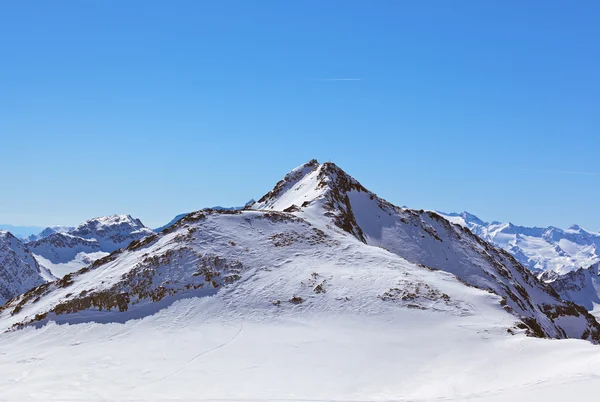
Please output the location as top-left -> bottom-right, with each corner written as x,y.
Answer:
519,168 -> 600,176
308,78 -> 362,81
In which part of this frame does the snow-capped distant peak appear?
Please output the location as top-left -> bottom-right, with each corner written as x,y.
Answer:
23,225 -> 74,242
437,211 -> 600,276
27,214 -> 155,278
75,214 -> 145,231
457,211 -> 487,226
0,230 -> 51,303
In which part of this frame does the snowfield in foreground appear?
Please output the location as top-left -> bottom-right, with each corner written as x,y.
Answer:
2,306 -> 600,401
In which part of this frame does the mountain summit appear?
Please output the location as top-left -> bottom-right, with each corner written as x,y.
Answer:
249,160 -> 600,340
0,231 -> 53,304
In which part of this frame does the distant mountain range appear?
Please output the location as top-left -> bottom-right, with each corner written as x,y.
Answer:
0,224 -> 44,239
439,211 -> 600,275
22,225 -> 75,242
26,215 -> 154,279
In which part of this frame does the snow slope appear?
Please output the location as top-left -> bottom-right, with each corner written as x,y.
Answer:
440,211 -> 600,275
548,263 -> 600,315
0,231 -> 54,304
249,160 -> 600,340
3,302 -> 600,402
26,215 -> 154,278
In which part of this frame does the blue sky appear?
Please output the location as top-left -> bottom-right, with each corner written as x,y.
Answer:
1,1 -> 599,230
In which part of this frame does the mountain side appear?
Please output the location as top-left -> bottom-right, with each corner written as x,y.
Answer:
27,215 -> 154,278
248,160 -> 600,341
0,231 -> 54,304
1,209 -> 515,336
546,263 -> 600,315
440,211 -> 600,275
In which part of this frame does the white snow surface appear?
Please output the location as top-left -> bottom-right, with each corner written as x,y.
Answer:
439,211 -> 600,275
3,303 -> 600,402
33,252 -> 110,279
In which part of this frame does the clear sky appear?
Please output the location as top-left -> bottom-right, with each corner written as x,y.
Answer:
1,1 -> 599,230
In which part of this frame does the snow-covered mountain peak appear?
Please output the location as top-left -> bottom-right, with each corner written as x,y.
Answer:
438,211 -> 600,275
73,214 -> 147,235
0,230 -> 53,304
546,263 -> 600,312
457,211 -> 487,226
249,161 -> 600,340
68,214 -> 153,247
23,225 -> 74,242
250,160 -> 368,211
249,160 -> 376,242
26,215 -> 155,278
251,159 -> 322,210
564,224 -> 599,236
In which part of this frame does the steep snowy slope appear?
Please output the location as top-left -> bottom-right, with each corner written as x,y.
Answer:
547,263 -> 600,315
249,160 -> 600,340
0,231 -> 54,304
440,211 -> 600,275
27,215 -> 154,278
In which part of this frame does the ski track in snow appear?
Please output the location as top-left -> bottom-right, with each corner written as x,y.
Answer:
125,323 -> 244,393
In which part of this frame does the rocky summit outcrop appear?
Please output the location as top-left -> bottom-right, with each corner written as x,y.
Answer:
249,160 -> 600,341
